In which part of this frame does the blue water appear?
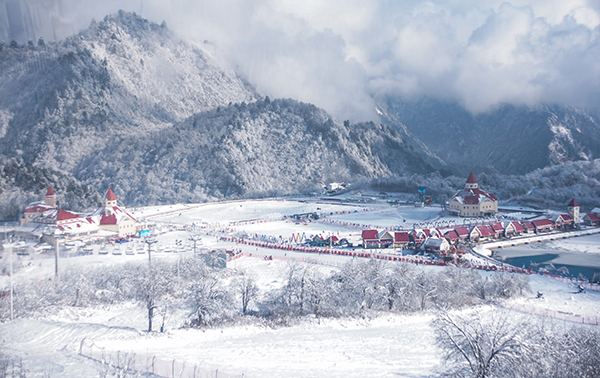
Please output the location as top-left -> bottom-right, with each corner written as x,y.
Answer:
496,248 -> 600,282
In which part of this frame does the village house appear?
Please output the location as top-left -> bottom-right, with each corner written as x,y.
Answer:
393,231 -> 411,248
532,218 -> 555,233
503,221 -> 525,237
423,237 -> 450,253
583,213 -> 600,226
552,213 -> 573,230
362,229 -> 379,248
377,230 -> 394,249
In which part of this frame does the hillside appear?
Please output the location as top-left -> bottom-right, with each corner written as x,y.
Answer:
76,98 -> 443,205
0,11 -> 449,217
377,97 -> 600,175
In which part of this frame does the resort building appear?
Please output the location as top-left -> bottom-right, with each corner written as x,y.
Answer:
448,173 -> 498,217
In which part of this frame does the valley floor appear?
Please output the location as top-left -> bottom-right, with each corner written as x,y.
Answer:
2,197 -> 600,377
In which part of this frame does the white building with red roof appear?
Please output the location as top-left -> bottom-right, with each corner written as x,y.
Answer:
17,186 -> 137,243
93,188 -> 137,238
20,186 -> 57,225
448,173 -> 498,217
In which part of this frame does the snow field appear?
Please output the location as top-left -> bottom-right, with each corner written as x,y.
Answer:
2,198 -> 600,377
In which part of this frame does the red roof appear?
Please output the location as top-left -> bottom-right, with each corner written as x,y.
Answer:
558,214 -> 573,223
523,221 -> 534,229
491,223 -> 504,233
362,229 -> 378,240
586,213 -> 600,222
533,219 -> 554,228
455,227 -> 469,238
453,187 -> 497,205
46,186 -> 55,196
56,209 -> 80,221
445,230 -> 460,241
477,225 -> 494,237
24,205 -> 52,214
466,172 -> 478,184
568,198 -> 579,207
513,222 -> 525,232
395,232 -> 410,243
106,188 -> 117,201
100,213 -> 118,225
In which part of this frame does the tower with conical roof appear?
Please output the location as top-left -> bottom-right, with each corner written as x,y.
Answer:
567,198 -> 580,225
465,172 -> 479,189
104,187 -> 117,207
44,186 -> 57,208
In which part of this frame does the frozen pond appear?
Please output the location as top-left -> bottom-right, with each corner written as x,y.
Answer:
494,234 -> 600,280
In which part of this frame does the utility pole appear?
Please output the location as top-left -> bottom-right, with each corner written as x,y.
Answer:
175,239 -> 182,280
8,242 -> 13,320
188,233 -> 202,256
54,231 -> 63,278
143,236 -> 157,264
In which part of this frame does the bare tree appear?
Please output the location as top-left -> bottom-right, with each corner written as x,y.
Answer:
235,271 -> 258,314
133,262 -> 175,332
434,310 -> 528,378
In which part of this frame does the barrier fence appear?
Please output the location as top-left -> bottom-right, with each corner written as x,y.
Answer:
501,302 -> 600,326
79,339 -> 240,378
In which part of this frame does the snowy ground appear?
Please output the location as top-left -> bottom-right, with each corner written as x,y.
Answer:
2,197 -> 600,377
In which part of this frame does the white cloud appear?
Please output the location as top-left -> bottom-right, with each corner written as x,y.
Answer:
19,0 -> 600,119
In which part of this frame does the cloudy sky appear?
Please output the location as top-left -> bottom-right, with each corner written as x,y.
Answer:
19,0 -> 600,120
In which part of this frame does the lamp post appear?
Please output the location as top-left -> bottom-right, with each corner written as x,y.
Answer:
143,236 -> 158,264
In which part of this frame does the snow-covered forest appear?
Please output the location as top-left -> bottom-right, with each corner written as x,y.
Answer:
1,11 -> 598,220
2,253 -> 599,377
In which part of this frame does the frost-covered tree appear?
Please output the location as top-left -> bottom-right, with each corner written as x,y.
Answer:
132,262 -> 176,332
434,310 -> 529,378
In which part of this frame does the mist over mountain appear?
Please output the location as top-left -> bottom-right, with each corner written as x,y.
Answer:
0,11 -> 450,218
377,97 -> 600,176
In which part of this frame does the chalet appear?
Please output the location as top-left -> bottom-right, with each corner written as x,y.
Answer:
503,221 -> 524,237
583,213 -> 600,227
523,221 -> 536,234
532,218 -> 554,233
423,237 -> 450,253
490,223 -> 504,238
444,230 -> 460,244
362,229 -> 379,249
448,173 -> 498,217
310,234 -> 327,246
377,230 -> 394,248
552,214 -> 573,230
393,231 -> 411,248
470,225 -> 494,242
455,227 -> 470,241
410,229 -> 428,244
325,235 -> 340,246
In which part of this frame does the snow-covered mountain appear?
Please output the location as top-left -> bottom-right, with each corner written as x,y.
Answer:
76,98 -> 444,205
377,97 -> 600,175
0,11 -> 447,218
